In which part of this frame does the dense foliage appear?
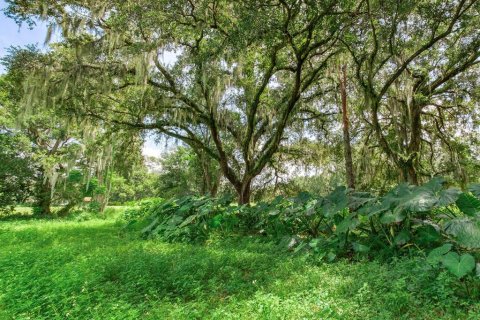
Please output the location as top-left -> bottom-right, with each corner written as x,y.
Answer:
3,0 -> 479,203
0,0 -> 480,317
0,131 -> 35,213
134,178 -> 480,282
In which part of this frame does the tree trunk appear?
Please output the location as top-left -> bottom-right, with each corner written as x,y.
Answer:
339,64 -> 355,189
237,179 -> 252,205
201,153 -> 212,196
94,173 -> 109,213
210,171 -> 221,197
407,164 -> 418,185
35,180 -> 52,216
406,104 -> 422,185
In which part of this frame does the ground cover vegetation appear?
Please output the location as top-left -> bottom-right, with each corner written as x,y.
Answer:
1,214 -> 480,319
0,0 -> 480,318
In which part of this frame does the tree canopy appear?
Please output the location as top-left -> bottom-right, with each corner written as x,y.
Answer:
2,0 -> 479,204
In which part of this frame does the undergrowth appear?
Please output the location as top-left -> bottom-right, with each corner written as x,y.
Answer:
1,218 -> 480,319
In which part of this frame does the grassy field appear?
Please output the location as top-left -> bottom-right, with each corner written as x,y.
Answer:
1,216 -> 479,319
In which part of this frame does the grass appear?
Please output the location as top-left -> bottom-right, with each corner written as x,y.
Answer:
1,216 -> 479,319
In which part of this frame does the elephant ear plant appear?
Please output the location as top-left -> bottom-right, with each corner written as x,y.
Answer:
136,178 -> 480,293
427,243 -> 477,296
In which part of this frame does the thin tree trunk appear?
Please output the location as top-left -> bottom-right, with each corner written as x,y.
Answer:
210,171 -> 221,197
406,104 -> 422,185
201,152 -> 211,196
339,64 -> 355,189
94,173 -> 109,213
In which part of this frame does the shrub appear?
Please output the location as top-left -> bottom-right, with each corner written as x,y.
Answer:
141,195 -> 240,242
122,198 -> 164,222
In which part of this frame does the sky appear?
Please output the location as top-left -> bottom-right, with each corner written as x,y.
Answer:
0,1 -> 50,72
0,1 -> 164,157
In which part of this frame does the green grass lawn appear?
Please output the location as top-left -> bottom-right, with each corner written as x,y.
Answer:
7,206 -> 129,217
0,217 -> 479,319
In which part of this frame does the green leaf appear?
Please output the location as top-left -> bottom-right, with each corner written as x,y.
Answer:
380,210 -> 406,224
168,215 -> 184,227
348,192 -> 375,211
456,193 -> 480,216
352,242 -> 370,253
178,214 -> 197,228
297,191 -> 312,202
293,242 -> 307,253
210,214 -> 223,228
437,188 -> 462,207
400,189 -> 437,213
444,218 -> 480,249
378,184 -> 410,211
394,230 -> 411,246
178,204 -> 193,214
362,202 -> 387,217
309,238 -> 320,248
335,217 -> 359,234
327,252 -> 337,262
415,225 -> 441,246
427,244 -> 452,265
423,177 -> 446,193
441,252 -> 475,279
323,186 -> 348,217
268,209 -> 280,216
468,184 -> 480,198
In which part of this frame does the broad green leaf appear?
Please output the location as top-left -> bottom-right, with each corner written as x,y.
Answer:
469,184 -> 480,198
178,204 -> 192,214
362,202 -> 387,217
309,238 -> 320,248
327,252 -> 337,262
395,183 -> 412,197
456,193 -> 480,216
400,189 -> 437,213
415,225 -> 441,246
335,217 -> 359,234
394,229 -> 411,246
297,191 -> 312,202
352,242 -> 370,253
427,244 -> 452,264
441,252 -> 475,278
168,215 -> 184,226
444,218 -> 480,249
323,186 -> 348,217
178,214 -> 198,228
380,210 -> 406,224
422,177 -> 446,193
348,192 -> 375,211
437,188 -> 461,206
378,184 -> 409,210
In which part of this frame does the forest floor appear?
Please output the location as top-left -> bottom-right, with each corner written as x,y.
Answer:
1,213 -> 479,319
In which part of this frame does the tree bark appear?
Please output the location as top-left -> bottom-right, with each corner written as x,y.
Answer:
236,179 -> 252,205
210,171 -> 221,197
406,104 -> 422,185
35,180 -> 52,216
339,65 -> 356,189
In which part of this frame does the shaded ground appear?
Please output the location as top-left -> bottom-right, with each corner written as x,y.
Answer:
0,217 -> 479,319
